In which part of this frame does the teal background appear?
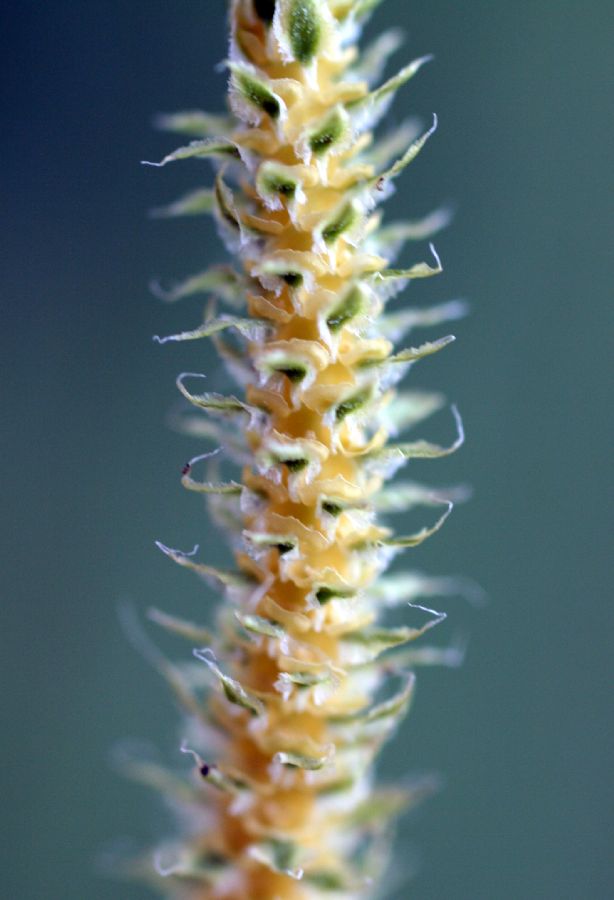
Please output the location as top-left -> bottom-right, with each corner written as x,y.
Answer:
2,1 -> 612,897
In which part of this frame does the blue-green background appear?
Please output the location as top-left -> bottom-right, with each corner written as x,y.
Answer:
2,2 -> 612,897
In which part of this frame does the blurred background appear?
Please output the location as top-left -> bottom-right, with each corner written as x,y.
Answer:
2,1 -> 612,897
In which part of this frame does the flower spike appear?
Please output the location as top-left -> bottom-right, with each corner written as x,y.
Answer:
134,2 -> 469,896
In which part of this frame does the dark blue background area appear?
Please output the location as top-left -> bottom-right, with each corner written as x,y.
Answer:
2,2 -> 612,898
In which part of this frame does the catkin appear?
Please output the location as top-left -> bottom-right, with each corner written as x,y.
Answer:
136,2 -> 466,897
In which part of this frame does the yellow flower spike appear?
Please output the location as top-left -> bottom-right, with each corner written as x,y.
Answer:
136,1 -> 470,897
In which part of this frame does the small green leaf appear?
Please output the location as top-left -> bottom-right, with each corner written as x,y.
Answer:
383,390 -> 446,434
118,605 -> 204,720
347,788 -> 412,828
332,0 -> 385,25
274,749 -> 330,769
341,610 -> 447,662
154,316 -> 267,345
155,541 -> 253,589
182,475 -> 243,496
235,613 -> 286,640
320,499 -> 345,517
369,571 -> 479,608
349,0 -> 386,22
308,107 -> 347,156
256,162 -> 299,200
314,775 -> 355,795
286,0 -> 322,63
169,413 -> 248,462
114,745 -> 198,805
320,201 -> 357,244
141,138 -> 240,168
373,207 -> 453,252
320,496 -> 366,516
248,839 -> 303,879
176,373 -> 254,417
304,870 -> 348,890
346,626 -> 411,647
373,481 -> 469,514
358,673 -> 415,724
230,64 -> 281,120
383,501 -> 453,548
280,456 -> 309,472
372,243 -> 443,295
151,855 -> 223,886
371,481 -> 452,514
244,530 -> 297,555
325,284 -> 367,332
154,109 -> 233,137
150,188 -> 215,219
205,768 -> 249,795
264,443 -> 313,471
343,625 -> 415,653
348,55 -> 433,112
349,28 -> 404,84
379,299 -> 468,341
272,364 -> 307,382
195,649 -> 265,717
382,405 -> 465,462
334,388 -> 371,421
254,257 -> 308,289
361,119 -> 421,170
329,672 -> 414,726
150,266 -> 244,306
358,337 -> 454,370
214,172 -> 240,231
258,351 -> 309,382
373,114 -> 438,185
277,669 -> 332,688
387,334 -> 455,365
147,607 -> 215,644
387,640 -> 467,669
316,585 -> 355,604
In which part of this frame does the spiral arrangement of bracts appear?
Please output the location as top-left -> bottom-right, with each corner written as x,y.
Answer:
129,1 -> 468,897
